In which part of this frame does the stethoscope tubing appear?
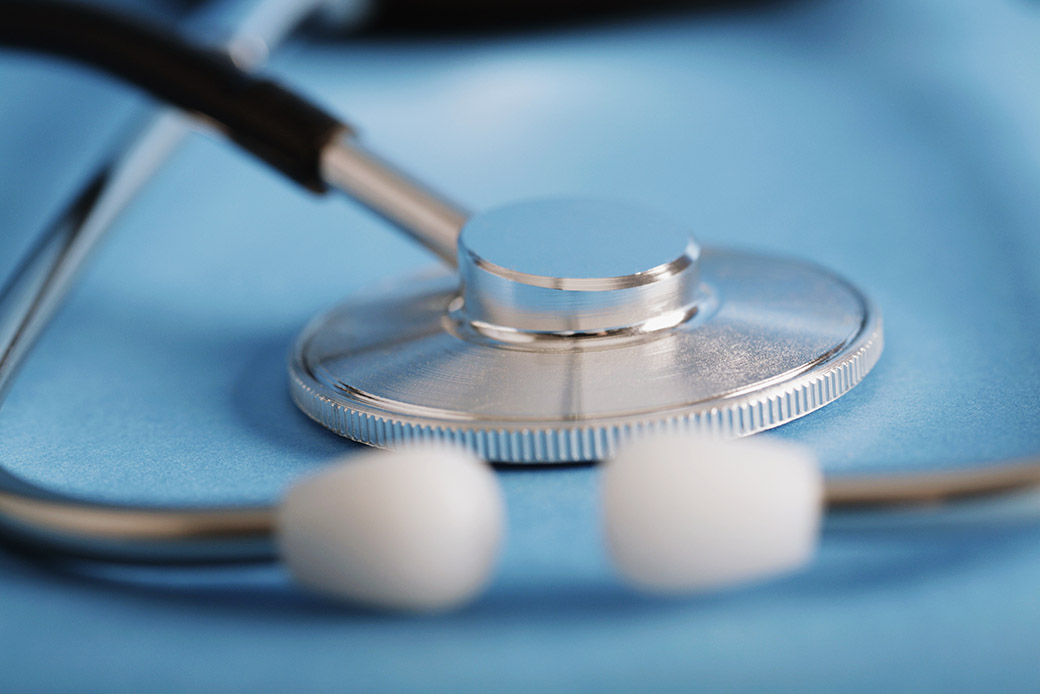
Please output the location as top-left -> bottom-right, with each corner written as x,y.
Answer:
2,0 -> 343,191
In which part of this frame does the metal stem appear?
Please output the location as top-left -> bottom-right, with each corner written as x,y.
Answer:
320,133 -> 468,266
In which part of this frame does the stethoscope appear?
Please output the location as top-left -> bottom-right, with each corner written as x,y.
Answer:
1,0 -> 1039,612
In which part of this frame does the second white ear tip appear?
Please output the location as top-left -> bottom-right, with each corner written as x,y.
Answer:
276,446 -> 505,612
602,433 -> 823,594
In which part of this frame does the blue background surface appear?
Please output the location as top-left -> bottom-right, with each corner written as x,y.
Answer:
1,0 -> 1039,690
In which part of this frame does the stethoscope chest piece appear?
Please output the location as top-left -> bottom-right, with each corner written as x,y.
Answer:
290,199 -> 882,463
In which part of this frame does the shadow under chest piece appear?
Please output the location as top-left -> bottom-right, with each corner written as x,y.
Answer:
290,199 -> 882,463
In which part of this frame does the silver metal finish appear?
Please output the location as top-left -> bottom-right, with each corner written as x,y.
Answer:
0,476 -> 274,564
290,200 -> 885,463
458,200 -> 700,336
320,134 -> 468,266
0,114 -> 188,406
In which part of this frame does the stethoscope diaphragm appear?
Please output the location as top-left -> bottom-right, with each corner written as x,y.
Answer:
290,199 -> 882,463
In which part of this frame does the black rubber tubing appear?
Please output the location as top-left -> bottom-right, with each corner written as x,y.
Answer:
0,0 -> 347,192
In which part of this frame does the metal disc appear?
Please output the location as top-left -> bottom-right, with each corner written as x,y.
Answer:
289,248 -> 883,463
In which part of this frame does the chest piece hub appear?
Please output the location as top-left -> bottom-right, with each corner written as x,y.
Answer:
290,199 -> 882,463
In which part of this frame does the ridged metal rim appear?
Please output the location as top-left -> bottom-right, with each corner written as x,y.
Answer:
289,313 -> 883,464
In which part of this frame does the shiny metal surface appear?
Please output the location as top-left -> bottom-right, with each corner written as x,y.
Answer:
320,134 -> 469,266
458,200 -> 700,336
0,476 -> 274,564
0,113 -> 187,407
290,204 -> 885,462
825,457 -> 1040,506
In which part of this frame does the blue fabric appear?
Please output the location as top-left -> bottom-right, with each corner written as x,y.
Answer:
1,0 -> 1039,690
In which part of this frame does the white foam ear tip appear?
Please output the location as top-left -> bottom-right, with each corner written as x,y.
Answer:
276,446 -> 505,612
602,433 -> 823,594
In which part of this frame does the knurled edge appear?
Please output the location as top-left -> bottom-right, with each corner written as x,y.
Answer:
289,321 -> 883,463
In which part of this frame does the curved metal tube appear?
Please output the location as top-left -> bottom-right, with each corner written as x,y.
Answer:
0,471 -> 274,565
825,456 -> 1040,506
1,449 -> 1039,567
